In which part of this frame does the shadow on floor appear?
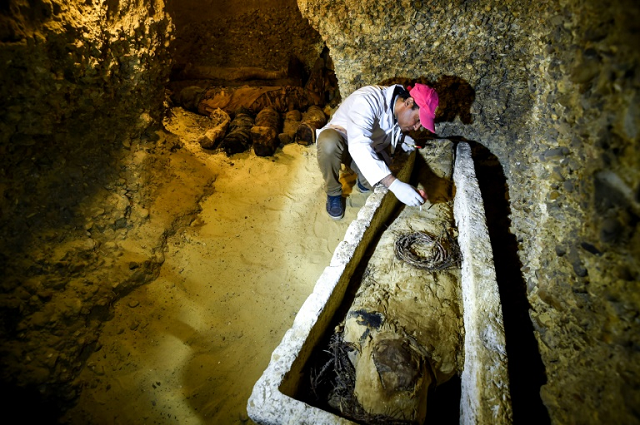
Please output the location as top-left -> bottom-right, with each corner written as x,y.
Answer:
0,380 -> 63,424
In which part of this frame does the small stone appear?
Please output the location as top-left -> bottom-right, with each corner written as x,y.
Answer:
127,299 -> 140,308
92,365 -> 105,376
580,242 -> 602,256
570,56 -> 601,84
600,218 -> 622,243
550,168 -> 565,182
549,15 -> 564,26
543,147 -> 569,161
30,311 -> 50,327
572,262 -> 588,277
538,287 -> 565,311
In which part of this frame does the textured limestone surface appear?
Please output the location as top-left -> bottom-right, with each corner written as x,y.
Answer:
298,0 -> 640,422
0,0 -> 176,406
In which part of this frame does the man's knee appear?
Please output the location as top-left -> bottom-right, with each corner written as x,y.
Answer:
317,129 -> 343,157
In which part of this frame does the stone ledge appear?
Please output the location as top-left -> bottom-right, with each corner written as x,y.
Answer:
454,142 -> 512,424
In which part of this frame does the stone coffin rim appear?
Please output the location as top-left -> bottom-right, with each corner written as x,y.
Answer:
247,142 -> 512,424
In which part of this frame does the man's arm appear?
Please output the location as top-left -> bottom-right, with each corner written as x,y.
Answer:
346,97 -> 394,186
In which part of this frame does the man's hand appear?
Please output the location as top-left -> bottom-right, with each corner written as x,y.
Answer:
388,179 -> 425,206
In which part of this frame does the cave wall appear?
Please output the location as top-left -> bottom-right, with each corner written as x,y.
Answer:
166,0 -> 324,74
0,0 -> 176,405
298,0 -> 640,423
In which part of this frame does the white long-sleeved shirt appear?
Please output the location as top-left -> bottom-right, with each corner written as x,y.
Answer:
318,84 -> 416,185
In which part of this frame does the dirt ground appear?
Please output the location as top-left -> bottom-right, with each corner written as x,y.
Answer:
60,108 -> 369,425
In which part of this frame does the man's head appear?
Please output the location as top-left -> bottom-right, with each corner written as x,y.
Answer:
407,84 -> 439,133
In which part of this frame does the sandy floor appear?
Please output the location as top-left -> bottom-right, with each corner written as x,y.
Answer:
61,110 -> 370,424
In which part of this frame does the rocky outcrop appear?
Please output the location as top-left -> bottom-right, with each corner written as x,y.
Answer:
0,0 -> 178,407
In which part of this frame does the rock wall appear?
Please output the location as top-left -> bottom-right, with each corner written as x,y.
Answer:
166,0 -> 324,75
297,0 -> 639,423
0,0 -> 176,408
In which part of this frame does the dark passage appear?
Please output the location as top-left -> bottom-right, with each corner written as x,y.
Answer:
1,381 -> 63,424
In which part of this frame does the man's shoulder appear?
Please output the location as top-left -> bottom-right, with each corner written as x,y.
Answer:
353,84 -> 396,94
349,85 -> 397,102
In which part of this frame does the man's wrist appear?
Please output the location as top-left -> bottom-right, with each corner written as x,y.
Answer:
380,174 -> 396,188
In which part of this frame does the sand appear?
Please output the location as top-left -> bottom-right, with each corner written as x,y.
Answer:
61,108 -> 370,425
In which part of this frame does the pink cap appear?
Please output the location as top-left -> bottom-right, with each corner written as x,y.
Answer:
408,84 -> 439,133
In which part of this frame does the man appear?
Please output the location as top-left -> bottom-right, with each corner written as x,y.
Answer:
316,83 -> 439,219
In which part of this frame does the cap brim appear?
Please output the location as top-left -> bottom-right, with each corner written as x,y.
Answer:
419,108 -> 436,133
